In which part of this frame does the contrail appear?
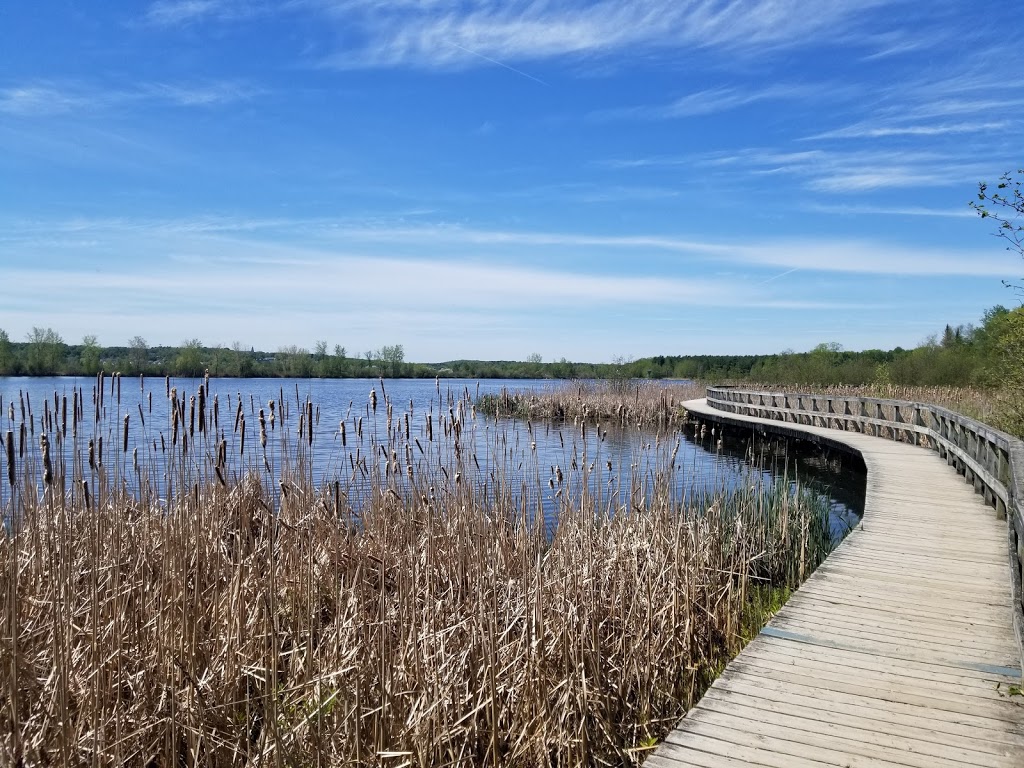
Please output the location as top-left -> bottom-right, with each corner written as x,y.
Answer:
450,43 -> 549,86
760,267 -> 800,284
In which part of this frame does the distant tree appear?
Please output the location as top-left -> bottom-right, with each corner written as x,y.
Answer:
25,327 -> 65,375
526,353 -> 542,365
972,169 -> 1024,289
277,345 -> 313,377
0,329 -> 12,374
378,344 -> 405,377
81,334 -> 102,375
230,341 -> 253,378
174,339 -> 204,378
128,335 -> 148,373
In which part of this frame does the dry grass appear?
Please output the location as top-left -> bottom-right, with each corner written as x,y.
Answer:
0,376 -> 831,766
478,380 -> 706,430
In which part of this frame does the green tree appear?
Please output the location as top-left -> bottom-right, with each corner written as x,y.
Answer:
174,339 -> 204,377
378,344 -> 404,377
128,335 -> 148,374
0,329 -> 12,375
277,345 -> 313,377
972,169 -> 1024,289
81,334 -> 101,375
25,327 -> 65,375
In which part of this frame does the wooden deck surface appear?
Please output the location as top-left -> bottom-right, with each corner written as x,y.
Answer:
646,398 -> 1024,767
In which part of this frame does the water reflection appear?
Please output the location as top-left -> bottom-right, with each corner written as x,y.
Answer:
0,377 -> 864,539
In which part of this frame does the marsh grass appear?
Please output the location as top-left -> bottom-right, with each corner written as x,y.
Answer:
477,380 -> 706,430
0,376 -> 832,766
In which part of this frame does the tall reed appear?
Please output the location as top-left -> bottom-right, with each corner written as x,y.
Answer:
0,377 -> 832,766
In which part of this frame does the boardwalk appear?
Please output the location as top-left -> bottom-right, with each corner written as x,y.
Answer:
646,397 -> 1024,768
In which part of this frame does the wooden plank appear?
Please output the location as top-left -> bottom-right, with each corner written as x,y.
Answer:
740,639 -> 1020,694
646,398 -> 1024,767
698,687 -> 1022,761
686,703 -> 1018,768
711,675 -> 1024,749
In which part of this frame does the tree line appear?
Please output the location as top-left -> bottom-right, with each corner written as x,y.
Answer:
1,305 -> 1022,386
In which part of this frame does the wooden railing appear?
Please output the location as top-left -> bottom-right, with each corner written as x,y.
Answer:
705,385 -> 1024,673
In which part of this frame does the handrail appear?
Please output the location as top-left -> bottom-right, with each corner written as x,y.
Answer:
704,385 -> 1024,676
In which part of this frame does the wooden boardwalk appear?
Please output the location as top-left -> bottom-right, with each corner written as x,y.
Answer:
646,398 -> 1024,768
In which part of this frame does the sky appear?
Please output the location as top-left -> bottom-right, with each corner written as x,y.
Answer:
1,1 -> 1022,363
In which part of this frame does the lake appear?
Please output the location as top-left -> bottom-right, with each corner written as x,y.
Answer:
0,376 -> 863,537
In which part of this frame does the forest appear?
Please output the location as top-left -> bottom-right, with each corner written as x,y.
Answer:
0,304 -> 1021,389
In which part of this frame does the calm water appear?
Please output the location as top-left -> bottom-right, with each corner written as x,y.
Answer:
0,376 -> 863,537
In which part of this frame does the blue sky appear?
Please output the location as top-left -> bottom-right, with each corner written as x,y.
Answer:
1,1 -> 1021,362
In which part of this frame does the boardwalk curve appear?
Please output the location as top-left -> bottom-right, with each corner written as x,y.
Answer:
646,389 -> 1024,767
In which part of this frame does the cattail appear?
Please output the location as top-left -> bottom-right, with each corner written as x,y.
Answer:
172,406 -> 179,446
259,409 -> 267,449
189,395 -> 196,438
123,414 -> 129,453
234,399 -> 243,433
212,395 -> 218,430
98,436 -> 103,465
61,395 -> 67,438
133,447 -> 138,474
82,479 -> 91,509
340,421 -> 346,447
88,439 -> 95,469
426,413 -> 433,442
404,413 -> 410,441
5,430 -> 13,487
268,400 -> 276,429
307,400 -> 314,446
197,385 -> 206,434
40,434 -> 52,485
165,375 -> 170,398
370,388 -> 377,413
240,416 -> 245,455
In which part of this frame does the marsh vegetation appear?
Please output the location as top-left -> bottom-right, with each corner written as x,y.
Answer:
0,376 -> 837,766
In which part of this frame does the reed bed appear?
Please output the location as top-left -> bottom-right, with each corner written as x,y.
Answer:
0,375 -> 832,767
477,380 -> 706,430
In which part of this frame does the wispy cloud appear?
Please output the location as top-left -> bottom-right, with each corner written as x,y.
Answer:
808,120 -> 1010,140
7,216 -> 1006,278
142,81 -> 259,106
0,84 -> 98,116
590,84 -> 814,121
0,79 -> 257,117
807,203 -> 974,218
144,0 -> 252,26
312,0 -> 898,70
683,146 -> 995,193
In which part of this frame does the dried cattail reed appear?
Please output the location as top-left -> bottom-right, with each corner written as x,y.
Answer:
5,430 -> 14,487
39,434 -> 52,486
